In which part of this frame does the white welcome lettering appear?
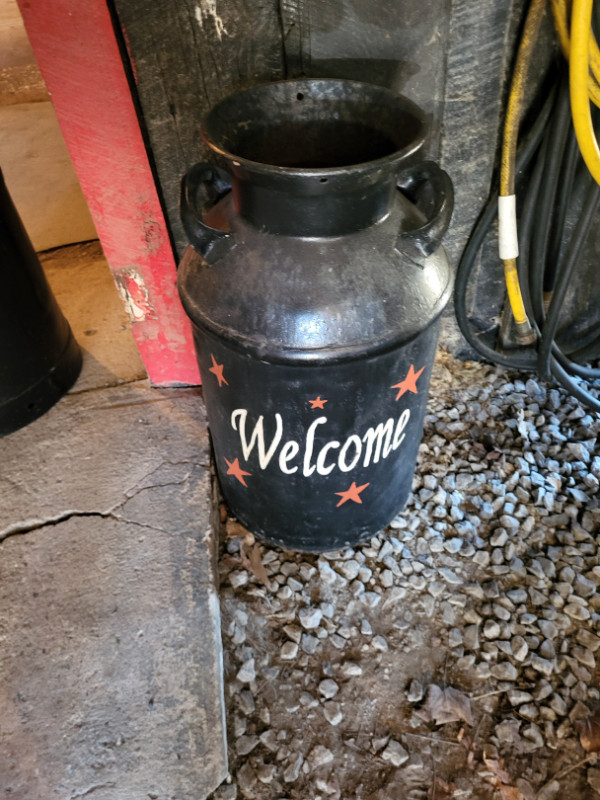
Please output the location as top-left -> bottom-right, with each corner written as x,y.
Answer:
362,419 -> 394,466
230,408 -> 412,478
393,409 -> 410,448
338,434 -> 362,472
303,416 -> 327,477
231,409 -> 283,469
279,440 -> 300,474
316,440 -> 340,476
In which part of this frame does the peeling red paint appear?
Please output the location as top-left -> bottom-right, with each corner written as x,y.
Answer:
114,268 -> 157,321
140,205 -> 163,256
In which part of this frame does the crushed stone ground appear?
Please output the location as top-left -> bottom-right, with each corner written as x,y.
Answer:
208,351 -> 600,800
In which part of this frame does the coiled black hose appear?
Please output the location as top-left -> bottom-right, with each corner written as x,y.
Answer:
454,67 -> 600,412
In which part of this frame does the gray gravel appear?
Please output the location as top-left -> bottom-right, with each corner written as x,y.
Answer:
212,353 -> 600,800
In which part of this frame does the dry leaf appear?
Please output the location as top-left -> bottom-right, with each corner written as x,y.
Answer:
226,518 -> 253,540
221,553 -> 242,570
416,684 -> 473,726
498,787 -> 524,800
574,709 -> 600,753
430,778 -> 456,799
480,754 -> 524,800
483,755 -> 512,785
248,543 -> 270,587
224,518 -> 269,586
239,540 -> 270,587
457,727 -> 477,769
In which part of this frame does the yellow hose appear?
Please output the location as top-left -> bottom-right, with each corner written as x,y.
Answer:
499,0 -> 546,339
552,0 -> 600,107
555,0 -> 600,81
503,258 -> 528,326
500,0 -> 547,196
570,0 -> 600,185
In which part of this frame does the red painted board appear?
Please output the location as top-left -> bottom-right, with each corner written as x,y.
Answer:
16,0 -> 201,386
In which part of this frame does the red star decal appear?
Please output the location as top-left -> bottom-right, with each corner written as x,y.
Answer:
209,354 -> 228,387
309,396 -> 328,409
391,364 -> 425,400
335,481 -> 370,507
225,457 -> 251,487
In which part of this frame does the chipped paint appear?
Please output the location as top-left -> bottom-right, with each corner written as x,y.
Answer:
141,208 -> 163,256
114,268 -> 158,322
194,0 -> 227,40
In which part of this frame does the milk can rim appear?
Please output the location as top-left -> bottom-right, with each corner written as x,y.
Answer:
201,78 -> 429,182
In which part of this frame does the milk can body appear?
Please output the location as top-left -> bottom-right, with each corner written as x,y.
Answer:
177,79 -> 453,551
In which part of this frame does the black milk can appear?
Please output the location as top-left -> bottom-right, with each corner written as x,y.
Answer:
177,79 -> 453,552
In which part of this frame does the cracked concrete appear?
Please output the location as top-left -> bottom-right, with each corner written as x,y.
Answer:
0,246 -> 227,799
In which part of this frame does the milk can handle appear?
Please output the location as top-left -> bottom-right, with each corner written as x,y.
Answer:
180,163 -> 234,262
395,161 -> 454,259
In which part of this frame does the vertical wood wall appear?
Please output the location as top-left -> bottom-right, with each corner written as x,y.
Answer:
111,0 -> 287,256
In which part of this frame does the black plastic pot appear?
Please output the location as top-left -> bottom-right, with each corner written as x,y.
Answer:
178,79 -> 453,551
0,169 -> 82,436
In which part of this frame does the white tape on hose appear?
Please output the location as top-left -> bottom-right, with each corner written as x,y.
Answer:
498,194 -> 519,260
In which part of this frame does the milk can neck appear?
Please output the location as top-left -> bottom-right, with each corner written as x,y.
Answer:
228,161 -> 398,237
202,78 -> 428,236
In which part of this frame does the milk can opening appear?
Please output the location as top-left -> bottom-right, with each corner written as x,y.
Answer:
203,79 -> 426,171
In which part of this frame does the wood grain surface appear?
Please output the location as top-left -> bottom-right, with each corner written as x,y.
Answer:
112,0 -> 286,254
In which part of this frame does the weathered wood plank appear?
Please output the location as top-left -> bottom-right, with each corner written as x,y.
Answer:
279,0 -> 451,153
112,0 -> 286,255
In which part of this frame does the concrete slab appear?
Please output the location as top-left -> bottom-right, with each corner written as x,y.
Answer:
0,380 -> 228,799
41,242 -> 147,392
